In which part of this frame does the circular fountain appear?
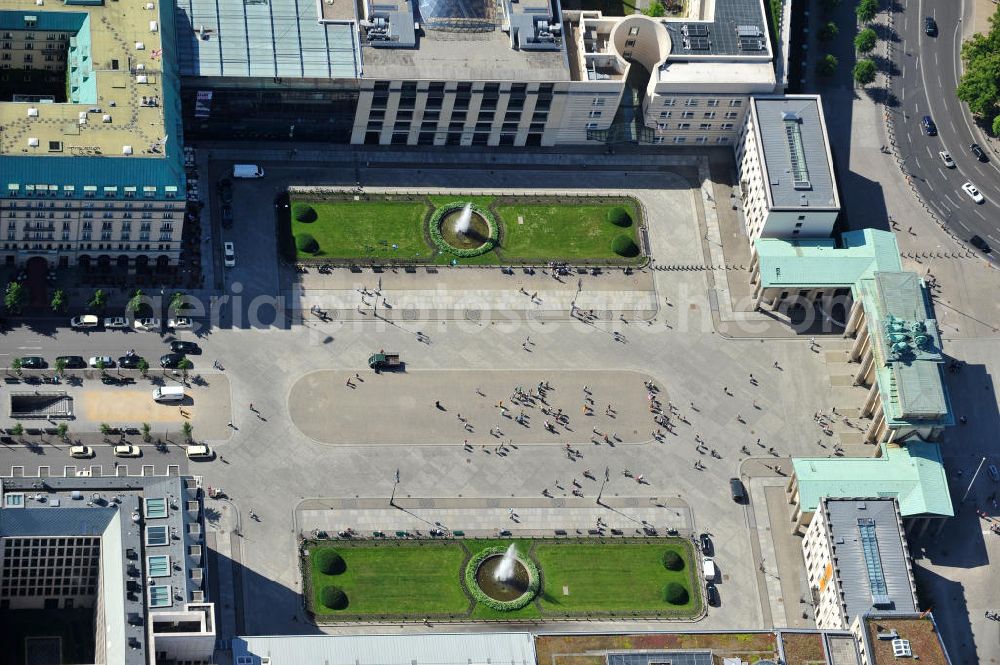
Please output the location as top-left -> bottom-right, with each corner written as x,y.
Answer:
429,202 -> 498,257
465,544 -> 539,610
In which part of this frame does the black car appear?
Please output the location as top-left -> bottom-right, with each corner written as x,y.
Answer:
221,203 -> 234,228
924,16 -> 937,36
118,354 -> 145,369
706,583 -> 720,607
970,235 -> 991,254
699,533 -> 714,557
19,356 -> 47,369
730,477 -> 747,503
970,143 -> 988,162
217,178 -> 233,205
159,353 -> 186,368
56,355 -> 87,369
921,115 -> 937,136
169,340 -> 200,354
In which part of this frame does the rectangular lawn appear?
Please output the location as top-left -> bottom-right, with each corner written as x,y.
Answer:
534,541 -> 696,615
309,543 -> 469,617
495,201 -> 641,261
291,199 -> 430,261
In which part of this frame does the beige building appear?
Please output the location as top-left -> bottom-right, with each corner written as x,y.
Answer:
0,0 -> 186,273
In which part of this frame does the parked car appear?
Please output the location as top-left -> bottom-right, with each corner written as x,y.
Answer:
114,444 -> 141,458
70,315 -> 99,329
921,115 -> 937,136
217,178 -> 233,205
938,151 -> 955,168
70,445 -> 94,458
18,356 -> 46,369
970,143 -> 988,162
988,464 -> 1000,483
220,203 -> 234,228
56,355 -> 87,369
224,241 -> 236,268
699,533 -> 714,557
702,557 -> 717,581
167,317 -> 192,330
170,340 -> 200,354
970,235 -> 991,253
88,355 -> 114,368
160,353 -> 186,368
706,582 -> 720,607
118,354 -> 145,369
924,16 -> 937,36
186,444 -> 214,460
104,316 -> 128,329
962,181 -> 985,204
730,477 -> 747,503
133,317 -> 160,332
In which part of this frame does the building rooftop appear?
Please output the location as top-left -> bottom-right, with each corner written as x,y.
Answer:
820,498 -> 918,623
173,0 -> 361,79
792,441 -> 954,518
233,632 -> 537,665
663,0 -> 771,57
750,95 -> 839,210
755,229 -> 901,288
861,616 -> 953,665
1,474 -> 207,665
0,0 -> 184,197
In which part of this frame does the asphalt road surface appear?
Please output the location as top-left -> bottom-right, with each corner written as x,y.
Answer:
891,0 -> 1000,245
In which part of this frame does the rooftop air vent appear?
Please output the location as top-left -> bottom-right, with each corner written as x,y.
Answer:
135,41 -> 145,50
122,145 -> 133,155
28,138 -> 39,147
149,20 -> 158,31
27,107 -> 38,117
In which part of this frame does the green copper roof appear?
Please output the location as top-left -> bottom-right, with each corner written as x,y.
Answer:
755,229 -> 902,288
792,441 -> 953,518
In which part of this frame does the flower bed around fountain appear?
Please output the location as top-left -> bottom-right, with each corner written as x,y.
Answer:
464,546 -> 540,611
428,202 -> 498,258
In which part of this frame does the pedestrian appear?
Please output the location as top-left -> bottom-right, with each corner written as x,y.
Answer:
773,361 -> 779,368
749,373 -> 754,382
249,403 -> 254,412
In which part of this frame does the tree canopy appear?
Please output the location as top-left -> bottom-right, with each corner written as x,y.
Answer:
957,5 -> 1000,129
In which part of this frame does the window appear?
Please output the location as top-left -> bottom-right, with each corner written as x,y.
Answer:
794,222 -> 803,228
729,99 -> 743,107
663,98 -> 676,106
588,110 -> 602,118
657,123 -> 669,130
684,99 -> 699,107
592,97 -> 605,106
659,111 -> 672,119
145,525 -> 168,546
721,123 -> 734,130
585,122 -> 599,129
699,123 -> 712,130
681,111 -> 694,119
629,26 -> 639,35
695,136 -> 707,144
703,112 -> 716,119
673,136 -> 687,144
707,99 -> 719,107
677,123 -> 690,130
725,111 -> 738,119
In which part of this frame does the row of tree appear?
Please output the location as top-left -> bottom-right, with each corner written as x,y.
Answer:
956,5 -> 1000,135
813,0 -> 880,85
4,283 -> 187,316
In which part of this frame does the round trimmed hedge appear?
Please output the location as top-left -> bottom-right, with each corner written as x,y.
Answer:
662,582 -> 689,605
314,549 -> 346,575
661,550 -> 685,571
612,234 -> 640,258
464,546 -> 540,612
320,585 -> 349,610
428,202 -> 499,258
607,206 -> 633,228
296,233 -> 320,254
293,202 -> 318,222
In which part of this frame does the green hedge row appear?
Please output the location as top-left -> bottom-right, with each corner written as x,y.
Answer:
463,546 -> 540,612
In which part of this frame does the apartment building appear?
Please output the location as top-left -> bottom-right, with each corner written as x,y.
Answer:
736,95 -> 840,253
1,475 -> 214,665
802,498 -> 919,630
0,0 -> 186,272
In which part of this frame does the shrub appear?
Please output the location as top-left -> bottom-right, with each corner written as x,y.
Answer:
314,549 -> 346,575
662,582 -> 689,605
643,0 -> 665,17
428,202 -> 498,258
993,115 -> 1000,137
661,550 -> 685,571
856,0 -> 879,23
816,54 -> 838,77
612,235 -> 640,258
293,202 -> 317,222
296,233 -> 320,254
607,206 -> 633,228
854,27 -> 877,53
819,21 -> 838,42
320,585 -> 349,610
464,546 -> 540,612
853,59 -> 877,85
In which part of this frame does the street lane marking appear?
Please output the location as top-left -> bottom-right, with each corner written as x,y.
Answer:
17,346 -> 41,350
957,221 -> 970,232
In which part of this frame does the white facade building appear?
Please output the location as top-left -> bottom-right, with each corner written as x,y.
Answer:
736,95 -> 840,253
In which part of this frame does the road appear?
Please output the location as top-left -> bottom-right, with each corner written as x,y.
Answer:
890,0 -> 1000,245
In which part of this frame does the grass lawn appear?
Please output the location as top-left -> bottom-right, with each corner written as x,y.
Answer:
290,198 -> 430,261
535,541 -> 698,615
494,201 -> 641,262
309,542 -> 469,617
306,538 -> 697,621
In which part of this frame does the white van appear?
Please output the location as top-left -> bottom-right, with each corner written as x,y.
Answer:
233,164 -> 264,178
702,557 -> 717,582
186,444 -> 213,460
70,315 -> 99,329
152,386 -> 185,402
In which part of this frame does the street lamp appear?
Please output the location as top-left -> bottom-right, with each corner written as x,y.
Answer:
596,466 -> 610,507
389,468 -> 400,507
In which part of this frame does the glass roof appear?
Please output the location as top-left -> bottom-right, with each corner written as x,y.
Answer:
417,0 -> 495,30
